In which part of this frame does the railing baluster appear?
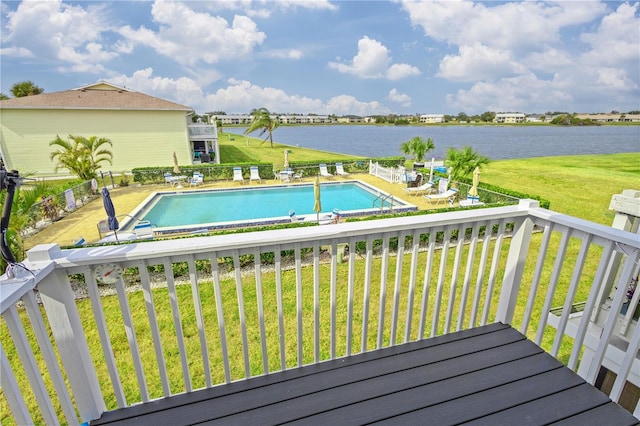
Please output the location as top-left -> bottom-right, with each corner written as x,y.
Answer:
419,228 -> 437,338
482,219 -> 507,325
295,243 -> 303,366
390,231 -> 406,345
162,259 -> 191,392
346,236 -> 356,356
445,224 -> 465,333
520,223 -> 553,335
138,260 -> 170,396
432,225 -> 453,336
253,247 -> 269,374
458,222 -> 481,331
232,250 -> 250,377
23,290 -> 77,424
4,305 -> 60,425
188,256 -> 212,386
209,253 -> 231,383
274,246 -> 287,370
377,234 -> 391,348
114,272 -> 149,402
404,229 -> 421,342
361,235 -> 373,351
313,241 -> 320,363
1,341 -> 33,425
330,240 -> 338,358
535,228 -> 571,345
569,241 -> 615,371
471,220 -> 494,327
84,268 -> 126,407
550,235 -> 592,357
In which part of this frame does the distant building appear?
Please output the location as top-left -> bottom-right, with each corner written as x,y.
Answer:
494,113 -> 526,123
215,114 -> 253,125
575,113 -> 640,123
420,114 -> 445,123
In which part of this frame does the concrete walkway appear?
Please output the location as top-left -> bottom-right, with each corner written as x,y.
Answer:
23,173 -> 448,252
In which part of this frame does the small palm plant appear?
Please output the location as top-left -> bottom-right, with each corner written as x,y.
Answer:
400,136 -> 435,166
49,135 -> 113,180
445,146 -> 490,183
244,108 -> 280,148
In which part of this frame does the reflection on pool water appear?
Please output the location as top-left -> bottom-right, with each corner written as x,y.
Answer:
123,180 -> 417,234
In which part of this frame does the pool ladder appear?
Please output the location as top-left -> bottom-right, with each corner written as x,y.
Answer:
373,193 -> 394,213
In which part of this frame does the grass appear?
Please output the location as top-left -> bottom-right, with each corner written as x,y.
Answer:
2,143 -> 639,424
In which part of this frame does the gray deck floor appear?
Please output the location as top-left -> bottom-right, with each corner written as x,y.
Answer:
92,322 -> 639,425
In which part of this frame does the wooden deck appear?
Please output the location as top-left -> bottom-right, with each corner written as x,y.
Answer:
91,323 -> 638,425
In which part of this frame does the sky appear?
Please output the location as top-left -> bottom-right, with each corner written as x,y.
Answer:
1,0 -> 639,116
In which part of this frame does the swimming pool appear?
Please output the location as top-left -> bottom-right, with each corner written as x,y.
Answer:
123,180 -> 417,234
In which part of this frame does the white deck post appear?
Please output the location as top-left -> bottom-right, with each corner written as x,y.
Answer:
26,244 -> 106,423
496,199 -> 539,324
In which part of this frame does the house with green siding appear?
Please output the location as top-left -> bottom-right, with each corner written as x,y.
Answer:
0,81 -> 218,178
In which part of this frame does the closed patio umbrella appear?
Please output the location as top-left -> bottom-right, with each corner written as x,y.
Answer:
313,175 -> 321,223
468,167 -> 480,201
284,149 -> 289,169
102,187 -> 119,242
173,151 -> 180,174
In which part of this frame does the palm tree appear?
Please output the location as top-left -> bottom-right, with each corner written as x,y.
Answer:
10,81 -> 44,97
400,136 -> 435,166
445,146 -> 490,182
244,108 -> 279,148
49,135 -> 113,180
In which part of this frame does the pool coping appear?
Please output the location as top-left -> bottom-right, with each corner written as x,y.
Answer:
120,180 -> 418,236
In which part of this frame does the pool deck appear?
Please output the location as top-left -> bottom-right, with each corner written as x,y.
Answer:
23,173 -> 455,250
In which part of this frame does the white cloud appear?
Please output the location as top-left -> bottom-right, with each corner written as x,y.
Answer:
388,89 -> 411,107
119,1 -> 266,66
264,49 -> 304,59
328,36 -> 420,80
326,95 -> 391,116
2,0 -> 117,72
438,44 -> 529,82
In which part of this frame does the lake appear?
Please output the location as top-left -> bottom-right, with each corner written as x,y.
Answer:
225,125 -> 639,160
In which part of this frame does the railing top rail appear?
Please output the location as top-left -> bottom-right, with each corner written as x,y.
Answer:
527,206 -> 640,249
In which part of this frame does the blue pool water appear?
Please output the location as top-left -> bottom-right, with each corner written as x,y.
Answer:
127,181 -> 416,233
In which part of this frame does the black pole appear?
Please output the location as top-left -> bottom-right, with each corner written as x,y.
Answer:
0,170 -> 20,265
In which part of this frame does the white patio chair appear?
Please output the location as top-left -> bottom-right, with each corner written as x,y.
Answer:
249,166 -> 261,183
425,188 -> 459,205
190,172 -> 204,187
233,167 -> 244,184
405,181 -> 435,196
319,163 -> 333,178
335,163 -> 349,177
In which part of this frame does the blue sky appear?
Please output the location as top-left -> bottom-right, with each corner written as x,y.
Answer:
1,1 -> 638,116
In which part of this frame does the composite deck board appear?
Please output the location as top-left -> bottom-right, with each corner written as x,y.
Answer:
91,323 -> 638,426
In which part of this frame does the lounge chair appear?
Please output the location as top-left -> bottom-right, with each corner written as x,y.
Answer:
133,220 -> 154,240
190,172 -> 203,187
249,166 -> 261,183
292,170 -> 303,182
405,181 -> 435,196
425,188 -> 459,205
319,163 -> 333,178
335,163 -> 349,177
164,172 -> 173,186
233,167 -> 244,184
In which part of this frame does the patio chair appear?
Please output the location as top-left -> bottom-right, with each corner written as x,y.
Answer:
319,163 -> 333,178
163,172 -> 173,186
249,166 -> 261,183
133,220 -> 154,240
190,172 -> 203,187
233,167 -> 244,184
405,180 -> 435,196
425,188 -> 459,205
335,163 -> 349,177
292,170 -> 303,182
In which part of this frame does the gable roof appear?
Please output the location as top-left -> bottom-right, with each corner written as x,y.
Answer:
0,81 -> 192,111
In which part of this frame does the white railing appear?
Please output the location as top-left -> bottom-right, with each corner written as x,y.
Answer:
368,160 -> 404,183
1,200 -> 639,424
